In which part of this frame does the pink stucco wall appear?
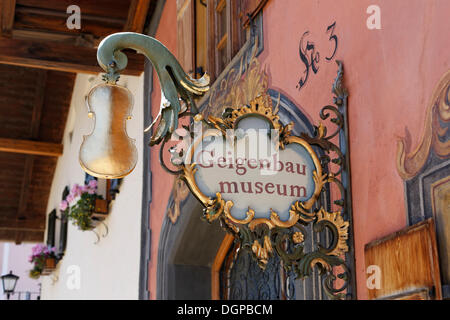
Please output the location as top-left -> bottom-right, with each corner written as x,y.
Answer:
148,0 -> 450,299
148,0 -> 177,299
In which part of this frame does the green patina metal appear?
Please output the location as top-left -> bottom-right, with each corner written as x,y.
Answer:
97,32 -> 210,146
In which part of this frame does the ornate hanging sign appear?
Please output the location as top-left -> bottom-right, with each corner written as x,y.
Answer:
183,93 -> 325,230
80,32 -> 353,299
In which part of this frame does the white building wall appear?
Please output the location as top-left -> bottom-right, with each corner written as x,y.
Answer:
40,73 -> 144,300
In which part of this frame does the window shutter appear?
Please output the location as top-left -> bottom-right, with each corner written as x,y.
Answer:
365,219 -> 443,300
46,209 -> 56,247
176,0 -> 195,74
58,186 -> 70,258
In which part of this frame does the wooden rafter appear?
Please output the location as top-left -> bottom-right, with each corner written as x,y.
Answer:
11,29 -> 99,47
0,226 -> 45,232
14,70 -> 47,243
124,0 -> 151,33
15,5 -> 126,25
0,138 -> 63,157
0,37 -> 145,75
30,70 -> 47,137
0,0 -> 16,36
17,157 -> 33,218
0,218 -> 46,232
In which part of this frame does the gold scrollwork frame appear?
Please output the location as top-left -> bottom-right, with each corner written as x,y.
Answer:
181,92 -> 326,231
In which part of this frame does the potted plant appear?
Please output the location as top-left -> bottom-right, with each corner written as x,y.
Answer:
60,180 -> 108,231
28,244 -> 57,278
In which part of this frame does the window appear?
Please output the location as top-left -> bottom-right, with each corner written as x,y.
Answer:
177,0 -> 266,83
84,173 -> 122,201
206,0 -> 248,80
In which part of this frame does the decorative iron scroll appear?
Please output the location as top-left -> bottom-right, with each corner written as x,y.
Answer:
93,33 -> 352,300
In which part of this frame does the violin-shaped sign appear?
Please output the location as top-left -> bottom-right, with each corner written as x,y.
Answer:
79,83 -> 137,179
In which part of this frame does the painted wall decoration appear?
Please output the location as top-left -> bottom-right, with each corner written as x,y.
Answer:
167,176 -> 190,224
397,69 -> 450,297
397,70 -> 450,180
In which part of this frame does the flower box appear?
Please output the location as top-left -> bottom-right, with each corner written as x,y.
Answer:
29,244 -> 57,278
63,181 -> 110,231
41,257 -> 56,275
91,199 -> 109,226
93,199 -> 108,215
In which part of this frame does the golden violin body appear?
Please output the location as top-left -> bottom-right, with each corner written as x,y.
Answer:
79,83 -> 138,179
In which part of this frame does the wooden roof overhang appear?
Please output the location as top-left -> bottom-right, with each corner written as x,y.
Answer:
0,0 -> 156,243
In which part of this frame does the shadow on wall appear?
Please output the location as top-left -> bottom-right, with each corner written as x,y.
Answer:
157,193 -> 226,300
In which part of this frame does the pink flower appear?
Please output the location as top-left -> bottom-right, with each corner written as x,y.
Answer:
71,184 -> 83,197
59,200 -> 68,211
85,180 -> 97,194
31,244 -> 43,255
88,180 -> 97,189
66,194 -> 74,204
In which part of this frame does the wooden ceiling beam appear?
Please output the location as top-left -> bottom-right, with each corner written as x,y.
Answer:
0,231 -> 44,242
0,0 -> 16,36
0,138 -> 63,157
0,225 -> 45,232
0,37 -> 145,75
0,216 -> 45,228
11,29 -> 99,47
124,0 -> 151,33
15,5 -> 126,25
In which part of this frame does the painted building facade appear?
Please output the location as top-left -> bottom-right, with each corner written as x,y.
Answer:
143,0 -> 450,300
1,0 -> 448,301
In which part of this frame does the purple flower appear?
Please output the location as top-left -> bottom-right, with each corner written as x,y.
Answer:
59,200 -> 68,211
30,243 -> 56,261
30,244 -> 56,262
